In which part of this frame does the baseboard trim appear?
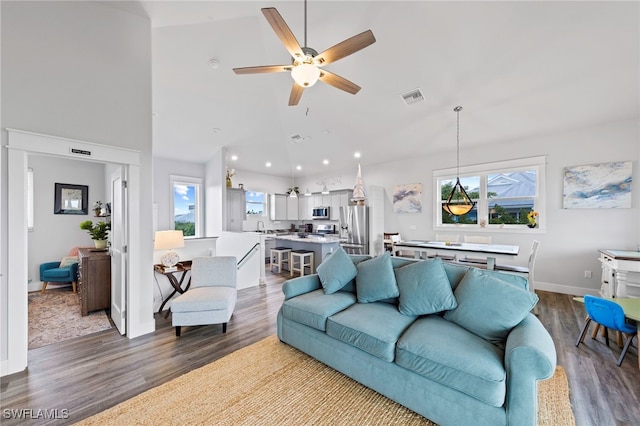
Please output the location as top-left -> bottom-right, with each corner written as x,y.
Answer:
535,281 -> 600,297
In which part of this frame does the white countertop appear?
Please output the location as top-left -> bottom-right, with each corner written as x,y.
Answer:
274,235 -> 341,244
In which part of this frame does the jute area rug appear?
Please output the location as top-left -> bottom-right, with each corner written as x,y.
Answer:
77,335 -> 575,426
28,288 -> 113,349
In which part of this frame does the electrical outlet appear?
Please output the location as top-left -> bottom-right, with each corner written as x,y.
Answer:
409,225 -> 417,230
584,270 -> 592,279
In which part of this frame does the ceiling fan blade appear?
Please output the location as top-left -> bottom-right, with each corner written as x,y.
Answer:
233,65 -> 291,75
319,70 -> 361,95
262,7 -> 305,60
314,30 -> 376,66
289,83 -> 304,106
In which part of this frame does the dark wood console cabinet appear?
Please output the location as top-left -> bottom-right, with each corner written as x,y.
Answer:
77,247 -> 111,316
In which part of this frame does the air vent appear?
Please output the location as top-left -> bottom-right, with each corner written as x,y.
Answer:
289,134 -> 304,144
400,88 -> 424,106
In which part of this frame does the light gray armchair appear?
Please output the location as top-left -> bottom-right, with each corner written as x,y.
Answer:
171,256 -> 237,337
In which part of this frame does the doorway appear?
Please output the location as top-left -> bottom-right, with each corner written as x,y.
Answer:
4,128 -> 144,376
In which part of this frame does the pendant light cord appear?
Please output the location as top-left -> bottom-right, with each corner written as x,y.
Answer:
455,106 -> 462,178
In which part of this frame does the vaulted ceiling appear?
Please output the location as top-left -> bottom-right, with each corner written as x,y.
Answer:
130,1 -> 638,178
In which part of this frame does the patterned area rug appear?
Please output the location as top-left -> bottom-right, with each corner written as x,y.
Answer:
28,288 -> 113,349
78,335 -> 575,425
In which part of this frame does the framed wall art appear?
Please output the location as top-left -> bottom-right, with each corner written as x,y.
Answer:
562,161 -> 632,209
393,183 -> 423,213
54,183 -> 88,214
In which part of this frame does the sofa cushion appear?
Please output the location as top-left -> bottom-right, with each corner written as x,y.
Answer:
340,255 -> 373,294
442,262 -> 471,291
281,289 -> 356,331
396,316 -> 506,407
395,258 -> 457,316
355,252 -> 399,303
317,247 -> 358,294
443,268 -> 538,345
327,302 -> 417,362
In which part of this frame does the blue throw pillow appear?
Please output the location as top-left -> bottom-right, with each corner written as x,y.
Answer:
443,268 -> 538,345
356,252 -> 399,303
395,258 -> 457,316
316,247 -> 358,294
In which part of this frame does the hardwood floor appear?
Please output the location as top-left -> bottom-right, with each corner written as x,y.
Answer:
1,273 -> 639,425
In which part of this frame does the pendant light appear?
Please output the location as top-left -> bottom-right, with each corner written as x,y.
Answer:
442,106 -> 475,216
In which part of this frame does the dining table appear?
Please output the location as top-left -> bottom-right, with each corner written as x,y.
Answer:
393,240 -> 520,269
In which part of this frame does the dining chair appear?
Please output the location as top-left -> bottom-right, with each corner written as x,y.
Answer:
495,240 -> 539,292
575,295 -> 637,366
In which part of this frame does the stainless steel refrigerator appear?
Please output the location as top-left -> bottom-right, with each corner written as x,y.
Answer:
339,205 -> 369,254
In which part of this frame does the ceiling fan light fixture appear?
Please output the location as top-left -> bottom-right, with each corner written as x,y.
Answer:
291,62 -> 320,87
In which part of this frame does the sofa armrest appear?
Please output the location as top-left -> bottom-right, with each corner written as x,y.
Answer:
282,275 -> 321,300
504,313 -> 557,426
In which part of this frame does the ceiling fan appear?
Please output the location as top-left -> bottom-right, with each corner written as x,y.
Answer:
233,0 -> 376,106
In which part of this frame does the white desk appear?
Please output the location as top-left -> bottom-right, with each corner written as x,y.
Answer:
598,249 -> 640,298
394,240 -> 519,269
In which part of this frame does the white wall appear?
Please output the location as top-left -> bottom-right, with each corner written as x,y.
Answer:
27,156 -> 106,291
1,1 -> 153,373
296,119 -> 640,295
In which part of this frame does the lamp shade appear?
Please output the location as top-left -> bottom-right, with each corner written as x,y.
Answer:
291,63 -> 320,87
154,230 -> 185,250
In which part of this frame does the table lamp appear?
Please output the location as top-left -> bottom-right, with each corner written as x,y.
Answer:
154,230 -> 185,272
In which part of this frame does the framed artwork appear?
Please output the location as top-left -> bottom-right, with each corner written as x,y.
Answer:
562,161 -> 632,209
54,183 -> 88,214
393,183 -> 422,213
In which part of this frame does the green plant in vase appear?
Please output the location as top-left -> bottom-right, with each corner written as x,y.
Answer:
80,220 -> 111,248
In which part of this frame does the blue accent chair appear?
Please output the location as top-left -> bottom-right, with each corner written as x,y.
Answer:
40,261 -> 78,294
576,295 -> 637,366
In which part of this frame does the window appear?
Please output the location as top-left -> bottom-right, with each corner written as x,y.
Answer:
246,191 -> 265,215
434,156 -> 545,230
170,175 -> 202,238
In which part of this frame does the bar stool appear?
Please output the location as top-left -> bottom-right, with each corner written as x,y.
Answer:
290,250 -> 315,277
270,247 -> 291,274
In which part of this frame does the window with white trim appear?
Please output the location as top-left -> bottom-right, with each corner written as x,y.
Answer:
170,175 -> 203,238
246,191 -> 265,215
434,156 -> 546,230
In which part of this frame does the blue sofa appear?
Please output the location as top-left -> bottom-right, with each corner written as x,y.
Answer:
277,252 -> 556,426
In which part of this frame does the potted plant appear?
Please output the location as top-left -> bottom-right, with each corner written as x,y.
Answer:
80,220 -> 111,249
92,200 -> 103,217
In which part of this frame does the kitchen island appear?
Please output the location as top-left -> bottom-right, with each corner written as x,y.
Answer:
273,235 -> 341,271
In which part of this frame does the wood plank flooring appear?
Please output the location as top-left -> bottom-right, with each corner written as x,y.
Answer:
1,272 -> 639,425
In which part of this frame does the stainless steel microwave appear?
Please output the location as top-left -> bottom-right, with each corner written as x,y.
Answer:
312,206 -> 330,220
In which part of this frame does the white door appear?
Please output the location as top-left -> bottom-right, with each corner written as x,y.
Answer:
110,167 -> 127,335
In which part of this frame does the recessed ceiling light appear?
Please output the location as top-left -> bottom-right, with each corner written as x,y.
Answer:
208,59 -> 220,69
323,159 -> 329,165
296,165 -> 302,170
231,155 -> 238,161
354,152 -> 361,159
265,162 -> 272,167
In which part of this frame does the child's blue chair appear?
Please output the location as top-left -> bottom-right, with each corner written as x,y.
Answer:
575,295 -> 637,366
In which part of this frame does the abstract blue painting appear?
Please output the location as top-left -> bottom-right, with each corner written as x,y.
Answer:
563,161 -> 632,208
393,183 -> 422,213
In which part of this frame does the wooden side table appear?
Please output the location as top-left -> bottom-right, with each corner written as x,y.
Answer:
154,261 -> 192,314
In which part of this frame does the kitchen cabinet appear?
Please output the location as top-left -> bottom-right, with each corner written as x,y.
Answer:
330,190 -> 351,220
287,196 -> 299,220
270,193 -> 287,221
227,188 -> 246,232
298,195 -> 311,220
